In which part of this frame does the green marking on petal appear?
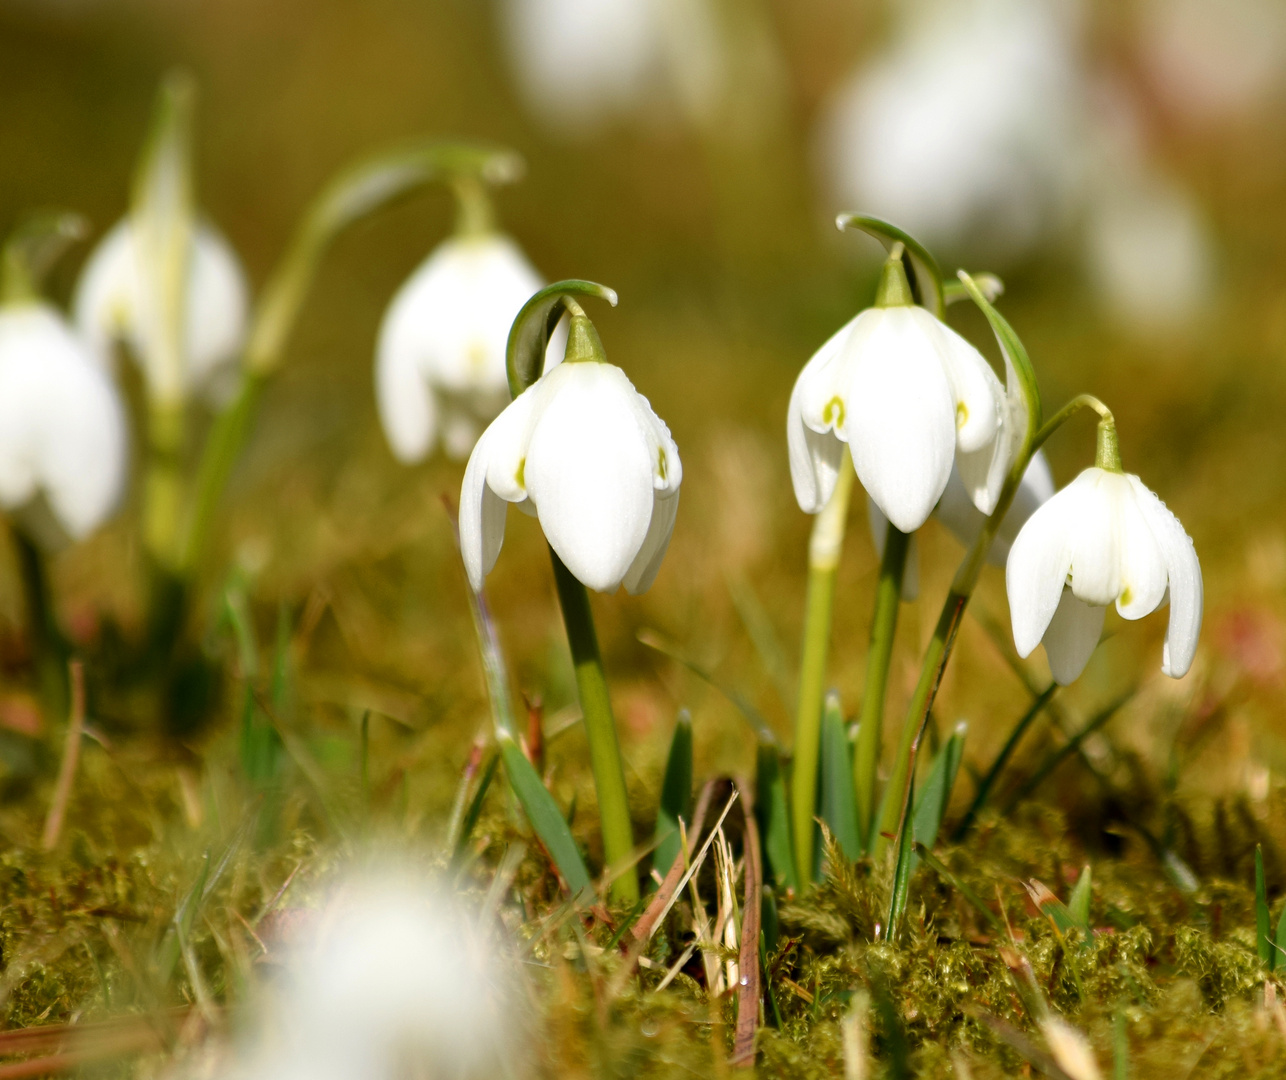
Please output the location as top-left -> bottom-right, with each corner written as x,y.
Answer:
515,457 -> 525,488
956,401 -> 969,430
823,396 -> 845,429
657,447 -> 667,482
1120,585 -> 1133,607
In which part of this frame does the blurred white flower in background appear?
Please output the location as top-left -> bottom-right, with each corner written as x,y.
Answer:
376,233 -> 564,463
817,0 -> 1087,266
0,304 -> 128,539
817,0 -> 1219,336
499,0 -> 726,133
74,218 -> 249,404
1137,0 -> 1286,126
223,870 -> 522,1080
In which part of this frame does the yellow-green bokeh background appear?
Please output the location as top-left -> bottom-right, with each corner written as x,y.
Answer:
2,0 -> 1284,841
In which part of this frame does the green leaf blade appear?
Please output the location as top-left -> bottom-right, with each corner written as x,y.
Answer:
652,710 -> 693,882
498,736 -> 592,896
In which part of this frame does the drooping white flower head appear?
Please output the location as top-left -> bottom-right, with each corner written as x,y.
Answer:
225,869 -> 520,1080
1006,461 -> 1202,684
788,260 -> 1010,534
376,233 -> 564,463
460,320 -> 681,594
73,218 -> 249,402
0,304 -> 128,539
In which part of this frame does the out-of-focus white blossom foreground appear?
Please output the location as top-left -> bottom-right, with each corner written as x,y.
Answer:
210,870 -> 522,1080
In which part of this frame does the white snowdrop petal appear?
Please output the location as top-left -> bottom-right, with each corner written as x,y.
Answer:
623,489 -> 679,595
482,381 -> 547,503
72,220 -> 135,364
845,307 -> 955,532
524,365 -> 656,592
459,425 -> 509,592
933,316 -> 1002,454
376,322 -> 441,464
1115,483 -> 1169,620
1042,588 -> 1106,685
1067,469 -> 1126,606
185,224 -> 250,393
1006,486 -> 1079,657
787,314 -> 862,513
1128,475 -> 1203,677
0,306 -> 128,537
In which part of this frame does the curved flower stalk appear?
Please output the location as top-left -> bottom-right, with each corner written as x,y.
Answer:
1007,417 -> 1202,684
375,159 -> 564,463
461,280 -> 679,904
74,217 -> 248,404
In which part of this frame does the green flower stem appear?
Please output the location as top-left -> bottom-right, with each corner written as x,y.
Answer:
178,373 -> 265,574
549,547 -> 638,906
854,520 -> 909,850
871,463 -> 1025,863
143,399 -> 187,572
791,448 -> 856,886
12,526 -> 68,716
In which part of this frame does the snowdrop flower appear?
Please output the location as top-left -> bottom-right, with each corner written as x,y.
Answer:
461,310 -> 680,593
227,869 -> 519,1080
500,0 -> 725,133
868,451 -> 1054,598
0,304 -> 128,538
376,233 -> 564,462
788,254 -> 1009,534
817,0 -> 1086,264
1007,430 -> 1201,684
74,218 -> 249,403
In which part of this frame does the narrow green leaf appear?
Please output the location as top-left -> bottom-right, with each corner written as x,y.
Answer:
1114,1010 -> 1129,1080
836,213 -> 944,317
506,279 -> 618,397
1068,864 -> 1093,937
943,273 -> 1003,306
756,742 -> 797,893
956,270 -> 1043,438
247,140 -> 521,375
726,573 -> 795,716
819,692 -> 861,860
884,772 -> 915,942
1257,844 -> 1273,967
914,842 -> 1000,930
498,735 -> 591,896
652,710 -> 693,882
452,752 -> 499,867
638,628 -> 779,745
1274,897 -> 1286,974
912,721 -> 966,865
761,885 -> 779,956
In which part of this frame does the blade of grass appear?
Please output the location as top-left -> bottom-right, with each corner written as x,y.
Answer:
652,710 -> 693,884
638,628 -> 779,745
1004,690 -> 1136,812
914,843 -> 1000,931
820,692 -> 861,860
452,751 -> 499,867
727,572 -> 796,717
952,685 -> 1056,840
912,721 -> 966,866
756,742 -> 797,893
1257,845 -> 1272,968
1067,866 -> 1092,937
497,735 -> 591,896
884,770 -> 915,942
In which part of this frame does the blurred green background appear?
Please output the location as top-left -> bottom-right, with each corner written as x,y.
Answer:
2,0 -> 1284,837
